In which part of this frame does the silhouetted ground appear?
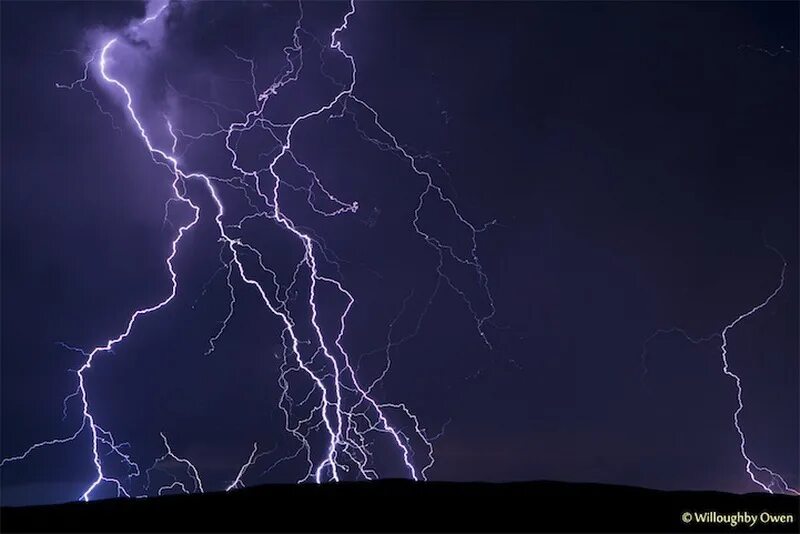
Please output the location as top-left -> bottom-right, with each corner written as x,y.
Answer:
2,480 -> 798,532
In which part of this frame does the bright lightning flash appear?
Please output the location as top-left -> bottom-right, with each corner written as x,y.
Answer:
1,0 -> 496,500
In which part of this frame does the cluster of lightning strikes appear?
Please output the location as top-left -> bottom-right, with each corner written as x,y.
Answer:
642,244 -> 799,496
1,0 -> 497,500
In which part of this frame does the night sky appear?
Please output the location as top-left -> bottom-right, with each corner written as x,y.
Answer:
1,1 -> 798,506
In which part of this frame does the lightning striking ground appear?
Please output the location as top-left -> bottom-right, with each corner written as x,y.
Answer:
643,245 -> 798,495
1,0 -> 495,499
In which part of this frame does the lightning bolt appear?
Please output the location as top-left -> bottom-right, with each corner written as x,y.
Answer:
145,433 -> 204,496
1,0 -> 493,499
225,442 -> 278,492
643,244 -> 798,495
737,44 -> 793,57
